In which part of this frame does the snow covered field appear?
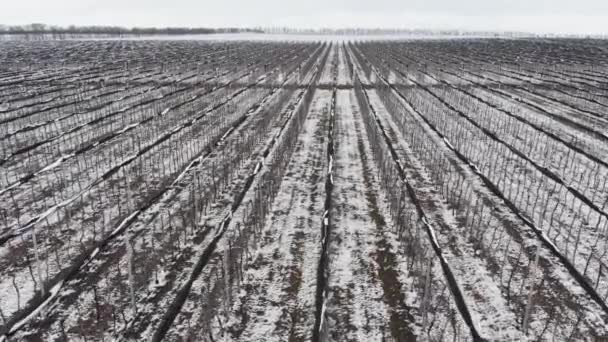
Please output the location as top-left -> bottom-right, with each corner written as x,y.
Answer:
1,38 -> 608,341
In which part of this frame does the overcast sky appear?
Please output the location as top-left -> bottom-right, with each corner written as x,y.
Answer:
1,0 -> 607,35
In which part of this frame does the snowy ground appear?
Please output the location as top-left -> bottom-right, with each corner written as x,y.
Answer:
2,39 -> 608,341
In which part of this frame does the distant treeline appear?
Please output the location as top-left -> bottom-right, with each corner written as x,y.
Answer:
263,27 -> 535,37
0,24 -> 264,40
2,24 -> 601,40
261,27 -> 606,39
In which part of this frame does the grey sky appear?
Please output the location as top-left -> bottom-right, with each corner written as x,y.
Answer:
1,0 -> 607,35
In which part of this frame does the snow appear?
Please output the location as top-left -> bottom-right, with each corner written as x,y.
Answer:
4,38 -> 608,341
9,280 -> 65,334
360,70 -> 608,339
199,89 -> 331,341
323,89 -> 392,340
